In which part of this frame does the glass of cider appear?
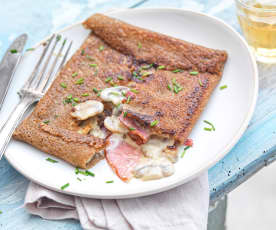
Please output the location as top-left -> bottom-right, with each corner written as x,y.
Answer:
235,0 -> 276,63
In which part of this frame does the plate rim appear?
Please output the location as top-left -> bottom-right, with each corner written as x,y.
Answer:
5,8 -> 258,199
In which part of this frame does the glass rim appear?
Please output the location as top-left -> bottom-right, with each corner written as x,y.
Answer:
235,0 -> 276,13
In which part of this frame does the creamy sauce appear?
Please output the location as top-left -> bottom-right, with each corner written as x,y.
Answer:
78,117 -> 107,139
104,116 -> 128,134
71,100 -> 104,120
100,86 -> 129,105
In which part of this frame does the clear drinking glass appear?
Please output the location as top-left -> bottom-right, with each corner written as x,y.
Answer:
235,0 -> 276,63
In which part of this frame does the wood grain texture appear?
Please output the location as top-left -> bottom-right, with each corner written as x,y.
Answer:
0,0 -> 274,229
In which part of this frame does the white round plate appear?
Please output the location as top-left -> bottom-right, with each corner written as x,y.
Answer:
3,8 -> 258,199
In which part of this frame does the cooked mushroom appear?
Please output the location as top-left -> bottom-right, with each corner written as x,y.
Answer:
71,100 -> 104,120
100,86 -> 129,105
104,116 -> 128,134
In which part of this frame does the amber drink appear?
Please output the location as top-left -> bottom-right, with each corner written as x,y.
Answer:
235,0 -> 276,62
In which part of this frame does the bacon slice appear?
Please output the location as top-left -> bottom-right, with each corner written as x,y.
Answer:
105,134 -> 142,182
119,113 -> 150,144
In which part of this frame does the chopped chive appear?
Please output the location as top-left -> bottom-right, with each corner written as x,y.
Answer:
150,120 -> 158,127
198,79 -> 203,87
73,97 -> 80,103
60,82 -> 67,88
189,71 -> 199,75
110,91 -> 120,96
97,92 -> 101,97
141,64 -> 153,70
89,63 -> 97,67
75,78 -> 84,85
46,157 -> 58,163
93,88 -> 99,93
122,91 -> 126,97
26,48 -> 35,51
141,72 -> 152,77
172,78 -> 177,85
72,102 -> 77,106
62,39 -> 67,46
176,86 -> 183,92
82,93 -> 89,97
75,167 -> 80,174
167,84 -> 172,91
126,96 -> 131,104
81,49 -> 85,55
129,127 -> 136,131
138,42 -> 142,49
86,55 -> 94,61
130,89 -> 138,93
61,183 -> 69,190
0,211 -> 2,214
99,45 -> 104,51
220,85 -> 228,90
72,72 -> 78,77
204,127 -> 212,131
123,111 -> 128,117
172,69 -> 182,73
173,85 -> 179,94
67,94 -> 72,99
56,34 -> 62,41
158,65 -> 165,70
181,146 -> 191,158
43,120 -> 50,124
85,170 -> 95,177
203,120 -> 215,131
10,49 -> 18,53
105,77 -> 112,83
106,180 -> 114,184
77,177 -> 82,181
117,75 -> 124,80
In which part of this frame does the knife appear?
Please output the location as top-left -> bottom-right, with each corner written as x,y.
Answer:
0,34 -> 28,111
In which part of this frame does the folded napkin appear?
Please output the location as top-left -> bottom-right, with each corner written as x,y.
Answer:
25,172 -> 209,230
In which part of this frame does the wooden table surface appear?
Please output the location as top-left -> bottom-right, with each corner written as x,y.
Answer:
1,0 -> 275,229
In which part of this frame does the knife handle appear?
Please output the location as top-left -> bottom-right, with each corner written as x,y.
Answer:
0,97 -> 32,160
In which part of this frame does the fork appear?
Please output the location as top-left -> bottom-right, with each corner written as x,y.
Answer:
0,34 -> 72,160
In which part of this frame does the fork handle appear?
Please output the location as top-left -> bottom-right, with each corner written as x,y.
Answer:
0,97 -> 32,160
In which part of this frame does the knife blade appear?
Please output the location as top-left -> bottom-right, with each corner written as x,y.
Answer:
0,34 -> 28,111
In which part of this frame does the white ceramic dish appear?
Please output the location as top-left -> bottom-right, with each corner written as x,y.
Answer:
2,8 -> 258,199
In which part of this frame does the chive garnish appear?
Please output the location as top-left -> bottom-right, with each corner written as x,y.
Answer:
138,42 -> 142,49
106,180 -> 114,184
141,64 -> 153,70
63,39 -> 67,46
204,127 -> 212,131
170,78 -> 183,94
85,170 -> 95,177
75,167 -> 95,177
89,63 -> 97,67
10,49 -> 17,53
167,84 -> 172,91
189,71 -> 198,75
46,157 -> 58,163
126,96 -> 131,104
81,49 -> 85,55
26,48 -> 35,51
150,120 -> 158,127
117,75 -> 124,80
172,69 -> 182,73
60,82 -> 67,88
123,111 -> 128,117
75,78 -> 84,85
72,72 -> 78,77
220,85 -> 227,90
82,93 -> 89,97
61,183 -> 69,190
43,120 -> 50,124
130,89 -> 138,93
198,79 -> 203,86
110,92 -> 120,96
105,77 -> 112,83
93,88 -> 99,93
129,127 -> 136,131
72,102 -> 77,106
67,94 -> 72,99
99,45 -> 104,51
73,97 -> 80,103
86,55 -> 94,61
203,120 -> 215,131
141,72 -> 152,77
158,65 -> 165,70
97,92 -> 101,97
56,35 -> 62,41
77,177 -> 82,181
0,211 -> 2,214
181,146 -> 191,158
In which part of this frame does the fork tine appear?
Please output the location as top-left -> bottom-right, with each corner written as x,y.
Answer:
22,34 -> 55,90
38,38 -> 67,92
33,34 -> 60,89
57,40 -> 73,73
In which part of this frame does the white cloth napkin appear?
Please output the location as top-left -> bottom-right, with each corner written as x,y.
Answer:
25,172 -> 209,230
